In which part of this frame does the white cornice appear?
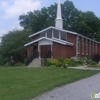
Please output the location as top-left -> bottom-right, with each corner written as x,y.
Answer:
24,37 -> 73,47
29,26 -> 100,44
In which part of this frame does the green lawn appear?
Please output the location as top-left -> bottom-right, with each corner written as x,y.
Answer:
0,67 -> 99,100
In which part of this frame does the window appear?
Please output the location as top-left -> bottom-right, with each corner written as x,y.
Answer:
47,30 -> 52,38
61,32 -> 66,41
54,30 -> 59,39
89,41 -> 91,55
82,38 -> 84,55
40,32 -> 45,37
96,43 -> 97,54
86,40 -> 88,55
77,36 -> 80,54
93,42 -> 94,54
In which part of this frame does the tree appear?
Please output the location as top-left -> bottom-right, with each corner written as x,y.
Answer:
19,0 -> 100,41
0,29 -> 32,65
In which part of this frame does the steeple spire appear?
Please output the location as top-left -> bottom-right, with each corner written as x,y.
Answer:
55,0 -> 63,29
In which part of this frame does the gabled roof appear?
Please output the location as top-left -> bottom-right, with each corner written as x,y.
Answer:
29,26 -> 76,38
24,37 -> 74,47
29,26 -> 100,44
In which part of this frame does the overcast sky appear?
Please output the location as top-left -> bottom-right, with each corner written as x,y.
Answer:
0,0 -> 100,38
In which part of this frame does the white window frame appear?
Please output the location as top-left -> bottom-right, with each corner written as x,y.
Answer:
89,41 -> 91,55
82,38 -> 84,55
93,42 -> 94,54
96,43 -> 97,54
76,36 -> 80,54
86,39 -> 88,55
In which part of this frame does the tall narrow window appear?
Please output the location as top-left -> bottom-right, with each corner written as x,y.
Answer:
77,36 -> 80,54
61,32 -> 66,41
86,40 -> 88,55
47,30 -> 52,38
40,32 -> 45,37
54,30 -> 59,39
93,42 -> 94,54
96,43 -> 97,54
82,38 -> 84,55
89,41 -> 91,55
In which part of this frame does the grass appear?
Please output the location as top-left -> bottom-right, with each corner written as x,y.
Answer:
0,67 -> 99,100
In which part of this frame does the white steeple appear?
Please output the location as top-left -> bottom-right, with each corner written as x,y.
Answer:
55,0 -> 63,29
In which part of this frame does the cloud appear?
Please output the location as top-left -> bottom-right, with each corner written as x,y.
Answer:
1,0 -> 41,19
0,20 -> 23,36
0,29 -> 7,37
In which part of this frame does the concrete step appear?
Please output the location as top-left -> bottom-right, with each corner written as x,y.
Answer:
28,58 -> 41,67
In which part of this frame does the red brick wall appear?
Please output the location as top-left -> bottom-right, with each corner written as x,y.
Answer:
67,33 -> 76,56
97,44 -> 100,55
53,42 -> 74,59
31,34 -> 39,41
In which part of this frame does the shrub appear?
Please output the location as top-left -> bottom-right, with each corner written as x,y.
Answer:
63,59 -> 71,65
44,60 -> 51,66
63,64 -> 68,68
58,57 -> 65,62
55,61 -> 62,67
14,62 -> 25,67
24,58 -> 27,66
92,54 -> 100,63
45,59 -> 60,67
90,61 -> 97,65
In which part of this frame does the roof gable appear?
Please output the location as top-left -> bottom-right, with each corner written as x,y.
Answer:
24,37 -> 73,47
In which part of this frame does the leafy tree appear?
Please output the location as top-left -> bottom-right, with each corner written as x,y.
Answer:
0,30 -> 32,65
19,0 -> 100,41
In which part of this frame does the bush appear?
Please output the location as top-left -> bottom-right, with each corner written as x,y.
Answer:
58,57 -> 65,62
24,58 -> 27,66
45,59 -> 59,67
55,61 -> 62,67
92,54 -> 100,63
88,65 -> 100,68
14,62 -> 25,67
90,61 -> 97,65
63,64 -> 68,68
63,59 -> 71,65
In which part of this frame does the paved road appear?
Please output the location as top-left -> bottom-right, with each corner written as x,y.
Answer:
34,73 -> 100,100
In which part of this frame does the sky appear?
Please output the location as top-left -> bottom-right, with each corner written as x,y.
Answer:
0,0 -> 100,38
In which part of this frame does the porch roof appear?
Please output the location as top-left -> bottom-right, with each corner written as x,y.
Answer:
24,37 -> 74,47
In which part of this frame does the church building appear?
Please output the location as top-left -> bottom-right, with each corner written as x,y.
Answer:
24,0 -> 100,62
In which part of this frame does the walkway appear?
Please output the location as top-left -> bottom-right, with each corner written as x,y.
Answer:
34,73 -> 100,100
68,66 -> 100,70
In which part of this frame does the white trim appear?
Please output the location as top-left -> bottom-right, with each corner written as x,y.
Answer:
93,42 -> 94,54
29,26 -> 100,44
76,36 -> 80,55
96,43 -> 97,54
45,31 -> 47,37
29,26 -> 76,38
59,31 -> 61,39
86,39 -> 88,55
77,36 -> 80,54
52,37 -> 67,44
39,39 -> 53,45
89,41 -> 91,55
82,38 -> 84,55
24,37 -> 74,47
52,30 -> 54,38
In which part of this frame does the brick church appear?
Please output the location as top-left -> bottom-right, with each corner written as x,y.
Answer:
24,0 -> 100,61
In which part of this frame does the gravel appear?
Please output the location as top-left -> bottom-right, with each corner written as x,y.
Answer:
34,73 -> 100,100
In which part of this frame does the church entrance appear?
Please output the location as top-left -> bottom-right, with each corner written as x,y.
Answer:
41,45 -> 51,58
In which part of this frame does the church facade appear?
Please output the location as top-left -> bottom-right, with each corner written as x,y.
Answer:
24,0 -> 100,60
